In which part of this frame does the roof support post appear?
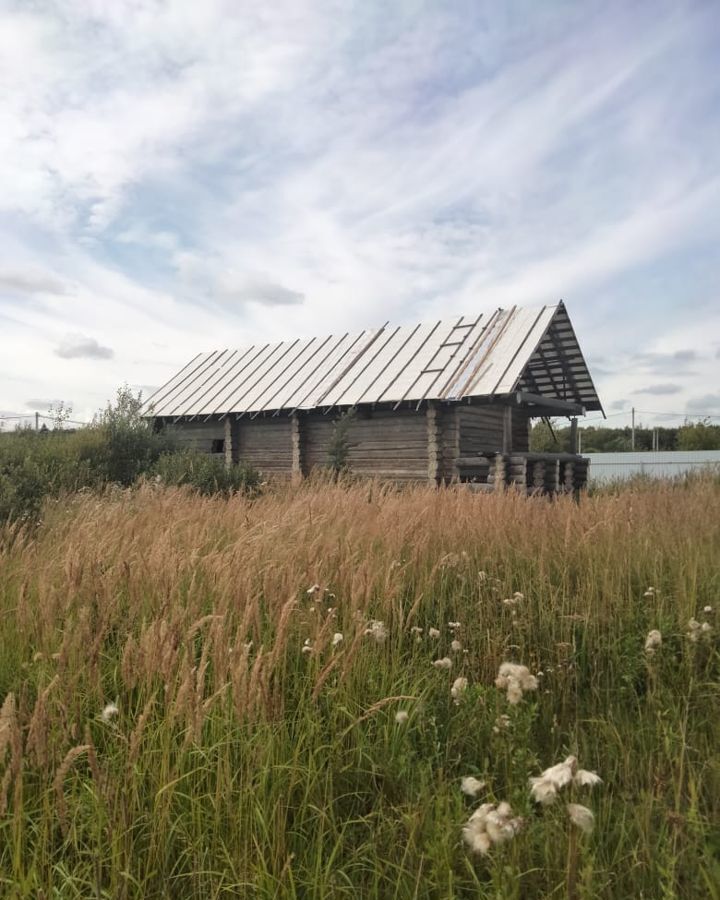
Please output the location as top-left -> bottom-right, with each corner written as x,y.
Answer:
569,417 -> 578,454
502,404 -> 513,454
427,402 -> 441,485
224,417 -> 240,470
291,412 -> 303,482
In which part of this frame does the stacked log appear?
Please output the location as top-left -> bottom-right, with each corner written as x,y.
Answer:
544,459 -> 560,494
573,457 -> 590,491
427,403 -> 442,485
508,455 -> 527,489
487,453 -> 506,491
530,459 -> 546,494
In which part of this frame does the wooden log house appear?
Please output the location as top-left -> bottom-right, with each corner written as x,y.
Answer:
144,301 -> 603,493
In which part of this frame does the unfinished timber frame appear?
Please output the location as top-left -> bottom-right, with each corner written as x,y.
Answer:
145,301 -> 603,494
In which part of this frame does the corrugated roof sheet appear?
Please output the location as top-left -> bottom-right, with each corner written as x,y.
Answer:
144,301 -> 603,418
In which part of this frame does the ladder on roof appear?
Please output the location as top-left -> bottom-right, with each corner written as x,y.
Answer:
418,321 -> 476,374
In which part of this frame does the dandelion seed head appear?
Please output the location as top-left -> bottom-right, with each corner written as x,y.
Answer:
574,769 -> 602,788
462,801 -> 522,855
701,621 -> 712,634
448,621 -> 461,631
451,676 -> 468,702
703,605 -> 712,613
364,620 -> 388,643
567,803 -> 595,834
306,584 -> 321,595
460,776 -> 485,797
101,703 -> 119,723
451,639 -> 462,652
331,632 -> 343,647
433,657 -> 452,670
645,630 -> 662,653
428,627 -> 441,639
529,777 -> 558,805
395,710 -> 409,725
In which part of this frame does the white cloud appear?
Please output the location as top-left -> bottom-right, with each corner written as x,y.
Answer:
0,1 -> 718,423
55,333 -> 114,360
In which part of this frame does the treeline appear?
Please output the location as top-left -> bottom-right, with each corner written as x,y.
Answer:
531,419 -> 720,453
0,387 -> 259,524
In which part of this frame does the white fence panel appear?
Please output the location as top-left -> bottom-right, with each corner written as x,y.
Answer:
586,450 -> 720,482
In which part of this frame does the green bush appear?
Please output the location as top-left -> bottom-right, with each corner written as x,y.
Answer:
0,387 -> 259,523
148,449 -> 260,496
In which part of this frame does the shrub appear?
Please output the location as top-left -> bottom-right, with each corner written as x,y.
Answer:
148,450 -> 260,496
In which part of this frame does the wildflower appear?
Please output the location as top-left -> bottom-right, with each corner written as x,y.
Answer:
451,639 -> 462,652
428,627 -> 441,639
529,756 -> 601,805
433,657 -> 452,670
331,632 -> 343,647
451,676 -> 468,703
395,710 -> 409,725
478,570 -> 487,582
410,626 -> 423,635
462,801 -> 523,855
306,584 -> 321,595
460,776 -> 486,798
493,713 -> 511,734
495,662 -> 538,705
364,620 -> 387,643
703,605 -> 712,614
567,803 -> 595,834
644,629 -> 662,654
101,703 -> 119,724
701,621 -> 712,634
448,621 -> 461,631
301,639 -> 313,654
643,586 -> 655,598
687,619 -> 703,642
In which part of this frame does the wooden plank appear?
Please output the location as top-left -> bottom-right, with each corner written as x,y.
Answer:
502,405 -> 513,454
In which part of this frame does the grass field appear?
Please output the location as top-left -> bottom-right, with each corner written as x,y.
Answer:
0,478 -> 718,898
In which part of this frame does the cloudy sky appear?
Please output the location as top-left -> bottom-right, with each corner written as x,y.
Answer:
1,0 -> 719,428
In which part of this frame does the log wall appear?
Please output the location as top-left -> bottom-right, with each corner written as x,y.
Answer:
236,417 -> 293,476
458,405 -> 530,456
303,408 -> 429,482
165,421 -> 225,454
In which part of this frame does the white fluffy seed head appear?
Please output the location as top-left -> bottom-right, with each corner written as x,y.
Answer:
394,710 -> 409,725
451,676 -> 468,702
645,629 -> 662,653
428,627 -> 441,638
101,702 -> 119,723
364,620 -> 387,643
433,657 -> 452,670
567,803 -> 595,834
331,632 -> 343,647
460,776 -> 485,797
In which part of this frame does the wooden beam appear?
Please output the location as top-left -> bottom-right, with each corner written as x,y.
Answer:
291,412 -> 303,481
569,417 -> 578,454
515,391 -> 585,416
224,417 -> 240,470
502,405 -> 513,453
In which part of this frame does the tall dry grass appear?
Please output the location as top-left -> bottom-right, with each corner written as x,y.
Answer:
0,478 -> 718,898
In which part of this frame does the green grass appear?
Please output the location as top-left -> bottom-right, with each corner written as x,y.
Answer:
0,478 -> 718,898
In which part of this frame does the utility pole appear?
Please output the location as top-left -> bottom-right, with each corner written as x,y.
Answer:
631,407 -> 635,451
35,412 -> 39,431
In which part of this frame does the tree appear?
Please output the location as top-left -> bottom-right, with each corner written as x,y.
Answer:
676,420 -> 720,451
326,408 -> 356,477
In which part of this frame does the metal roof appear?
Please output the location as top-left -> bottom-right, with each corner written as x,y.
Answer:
144,301 -> 603,419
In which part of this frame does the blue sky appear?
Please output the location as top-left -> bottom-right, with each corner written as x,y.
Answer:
1,0 -> 719,428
